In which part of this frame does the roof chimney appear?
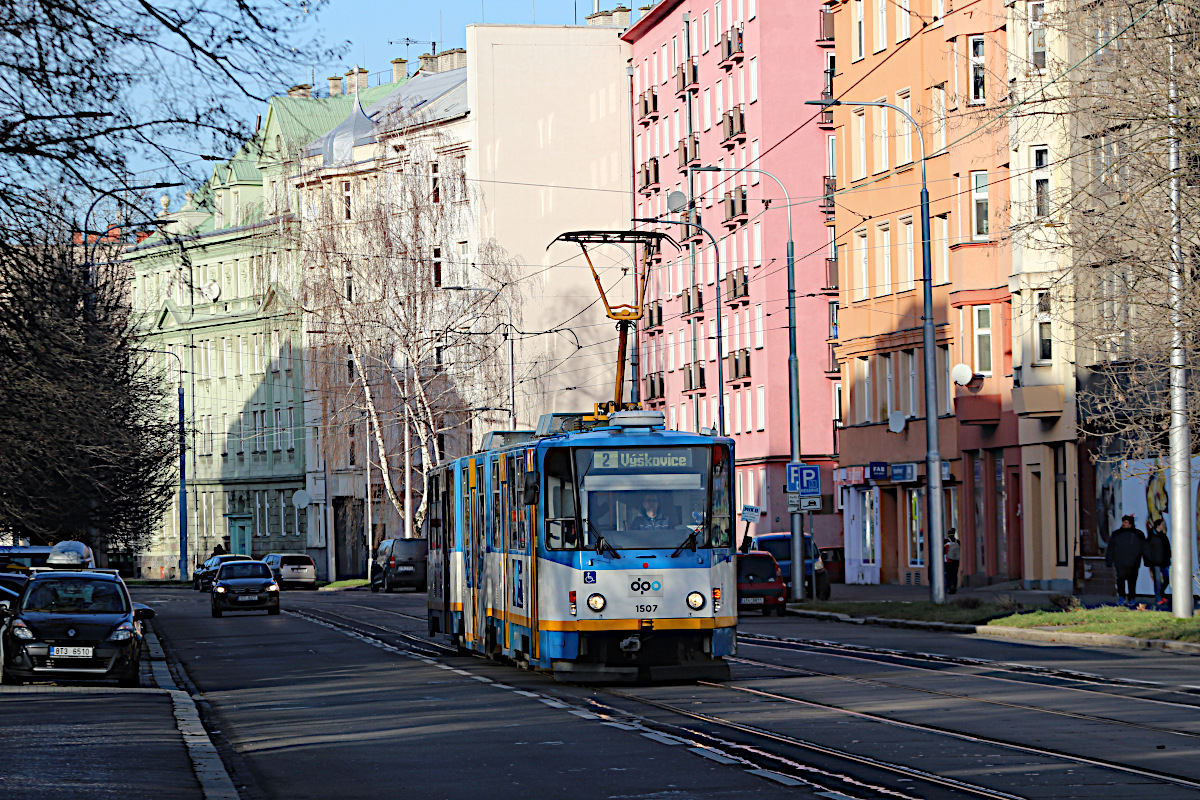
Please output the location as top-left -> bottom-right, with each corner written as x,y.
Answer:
346,67 -> 369,93
587,9 -> 615,25
419,53 -> 439,73
438,48 -> 466,72
327,75 -> 343,96
612,6 -> 631,26
286,84 -> 312,99
391,58 -> 408,83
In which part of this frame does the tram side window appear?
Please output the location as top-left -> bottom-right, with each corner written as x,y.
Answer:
492,460 -> 502,548
710,446 -> 733,548
545,448 -> 578,550
429,474 -> 441,549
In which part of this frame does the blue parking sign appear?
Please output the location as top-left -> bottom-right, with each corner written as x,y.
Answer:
788,463 -> 821,497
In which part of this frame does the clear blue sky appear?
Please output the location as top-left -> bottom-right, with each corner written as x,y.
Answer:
302,0 -> 615,86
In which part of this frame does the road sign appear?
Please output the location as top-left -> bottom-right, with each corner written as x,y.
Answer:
788,464 -> 821,497
740,504 -> 762,523
786,493 -> 801,513
799,496 -> 822,512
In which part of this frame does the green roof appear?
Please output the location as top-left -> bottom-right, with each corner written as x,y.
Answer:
267,79 -> 407,154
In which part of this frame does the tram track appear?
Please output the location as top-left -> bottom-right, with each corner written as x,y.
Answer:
288,598 -> 1200,799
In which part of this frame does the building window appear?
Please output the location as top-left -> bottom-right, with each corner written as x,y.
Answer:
881,352 -> 893,420
713,1 -> 723,46
1033,146 -> 1050,217
430,162 -> 440,203
756,385 -> 765,431
938,344 -> 952,414
833,382 -> 844,427
828,300 -> 839,340
973,305 -> 993,376
906,487 -> 925,566
875,0 -> 887,51
702,11 -> 710,52
896,0 -> 910,41
969,35 -> 986,104
754,304 -> 764,348
938,215 -> 951,283
904,348 -> 918,418
878,224 -> 891,295
934,85 -> 947,152
341,182 -> 351,220
901,217 -> 915,291
875,105 -> 889,172
854,0 -> 865,60
348,424 -> 356,467
853,109 -> 866,180
1035,291 -> 1053,362
749,57 -> 758,102
1029,2 -> 1046,71
971,171 -> 989,239
859,356 -> 872,423
898,91 -> 913,164
856,231 -> 869,301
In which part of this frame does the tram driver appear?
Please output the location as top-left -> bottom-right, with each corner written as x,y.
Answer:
630,493 -> 674,530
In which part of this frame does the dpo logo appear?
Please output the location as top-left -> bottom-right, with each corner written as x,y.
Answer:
629,574 -> 663,596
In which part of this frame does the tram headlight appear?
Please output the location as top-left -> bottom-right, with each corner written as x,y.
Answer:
587,593 -> 606,612
686,591 -> 706,611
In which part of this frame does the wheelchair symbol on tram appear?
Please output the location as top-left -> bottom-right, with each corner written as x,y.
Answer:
584,571 -> 597,584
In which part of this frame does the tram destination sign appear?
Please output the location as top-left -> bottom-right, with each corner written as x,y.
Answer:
592,448 -> 693,470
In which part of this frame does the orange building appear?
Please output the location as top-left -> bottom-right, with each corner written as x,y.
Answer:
826,0 -> 1019,586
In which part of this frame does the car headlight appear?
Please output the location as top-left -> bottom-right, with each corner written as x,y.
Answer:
214,585 -> 226,593
108,622 -> 134,641
267,583 -> 279,592
11,620 -> 34,640
686,591 -> 706,611
586,593 -> 606,612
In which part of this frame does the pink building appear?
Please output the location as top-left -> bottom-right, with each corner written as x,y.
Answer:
623,0 -> 841,546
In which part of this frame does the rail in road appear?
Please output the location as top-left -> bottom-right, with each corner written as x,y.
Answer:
280,591 -> 1200,800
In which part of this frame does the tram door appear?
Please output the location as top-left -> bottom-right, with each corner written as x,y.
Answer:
474,460 -> 487,647
463,459 -> 476,646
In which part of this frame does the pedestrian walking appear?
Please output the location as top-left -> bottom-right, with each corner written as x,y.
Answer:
1143,518 -> 1172,608
944,529 -> 961,595
1106,514 -> 1145,607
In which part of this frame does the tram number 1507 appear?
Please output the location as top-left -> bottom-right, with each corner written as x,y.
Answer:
635,604 -> 658,614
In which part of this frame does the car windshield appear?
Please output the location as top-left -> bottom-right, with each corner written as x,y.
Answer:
738,555 -> 778,582
22,578 -> 128,614
757,538 -> 819,562
548,445 -> 731,551
218,563 -> 271,579
280,556 -> 313,567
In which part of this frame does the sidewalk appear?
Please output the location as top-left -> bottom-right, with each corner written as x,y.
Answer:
821,580 -> 1114,607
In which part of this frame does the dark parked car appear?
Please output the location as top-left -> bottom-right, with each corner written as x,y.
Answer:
0,570 -> 153,686
370,539 -> 428,593
820,547 -> 846,584
752,533 -> 831,601
193,554 -> 252,591
262,553 -> 317,589
737,551 -> 787,615
210,561 -> 279,617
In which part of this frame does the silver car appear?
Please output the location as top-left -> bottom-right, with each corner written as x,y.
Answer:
262,553 -> 317,589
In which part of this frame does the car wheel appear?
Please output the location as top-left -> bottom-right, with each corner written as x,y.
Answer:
370,579 -> 380,593
268,605 -> 281,616
775,605 -> 787,616
211,606 -> 222,618
816,573 -> 831,601
383,576 -> 394,594
117,668 -> 140,688
1,670 -> 21,686
193,576 -> 200,591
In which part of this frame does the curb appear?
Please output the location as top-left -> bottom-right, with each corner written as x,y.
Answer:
785,609 -> 1200,654
316,585 -> 369,592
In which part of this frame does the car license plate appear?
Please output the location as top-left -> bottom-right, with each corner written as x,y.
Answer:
742,597 -> 764,605
50,646 -> 93,657
397,565 -> 415,572
238,594 -> 259,602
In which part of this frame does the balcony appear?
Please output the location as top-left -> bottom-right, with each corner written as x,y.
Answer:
681,285 -> 704,316
721,105 -> 746,148
684,361 -> 707,392
722,187 -> 748,228
725,348 -> 751,382
818,68 -> 835,127
675,58 -> 699,97
637,89 -> 659,125
719,26 -> 744,69
643,299 -> 663,329
821,175 -> 836,219
818,9 -> 835,43
826,343 -> 840,375
679,208 -> 702,243
645,371 -> 666,401
824,253 -> 839,291
638,157 -> 661,194
725,267 -> 749,302
677,133 -> 699,172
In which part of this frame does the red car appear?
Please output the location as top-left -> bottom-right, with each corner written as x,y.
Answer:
736,551 -> 787,616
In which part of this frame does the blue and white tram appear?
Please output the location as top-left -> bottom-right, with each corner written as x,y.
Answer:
426,409 -> 736,682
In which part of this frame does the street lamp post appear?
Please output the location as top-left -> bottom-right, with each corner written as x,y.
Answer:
807,98 -> 946,604
632,214 -> 725,436
694,165 -> 808,601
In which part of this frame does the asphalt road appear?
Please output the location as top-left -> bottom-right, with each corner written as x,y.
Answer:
138,587 -> 1200,800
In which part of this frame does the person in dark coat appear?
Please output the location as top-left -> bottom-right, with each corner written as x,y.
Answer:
1143,518 -> 1172,607
944,529 -> 961,595
1106,514 -> 1145,606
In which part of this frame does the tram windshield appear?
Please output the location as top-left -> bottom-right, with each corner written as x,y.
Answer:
544,445 -> 732,551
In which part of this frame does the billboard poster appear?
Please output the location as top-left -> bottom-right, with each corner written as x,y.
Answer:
1108,458 -> 1200,597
